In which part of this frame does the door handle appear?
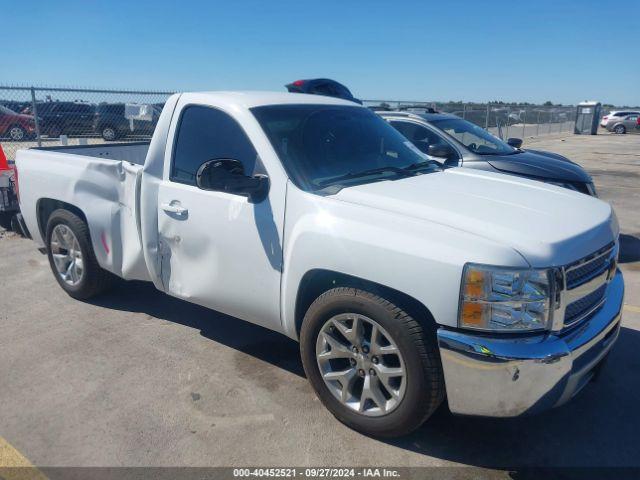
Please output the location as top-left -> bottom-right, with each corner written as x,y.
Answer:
161,202 -> 188,215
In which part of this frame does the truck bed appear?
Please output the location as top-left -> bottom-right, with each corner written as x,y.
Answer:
32,141 -> 150,166
16,143 -> 151,282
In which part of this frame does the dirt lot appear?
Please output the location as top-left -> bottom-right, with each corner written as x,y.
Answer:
0,132 -> 639,475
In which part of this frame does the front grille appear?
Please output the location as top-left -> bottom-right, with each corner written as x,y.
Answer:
565,243 -> 614,289
559,242 -> 617,330
564,284 -> 607,327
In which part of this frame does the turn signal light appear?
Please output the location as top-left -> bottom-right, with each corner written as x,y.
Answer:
461,303 -> 484,326
464,269 -> 485,298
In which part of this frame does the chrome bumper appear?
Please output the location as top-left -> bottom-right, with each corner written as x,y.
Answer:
437,270 -> 624,417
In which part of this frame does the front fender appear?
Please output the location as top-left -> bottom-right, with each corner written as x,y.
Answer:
280,186 -> 527,339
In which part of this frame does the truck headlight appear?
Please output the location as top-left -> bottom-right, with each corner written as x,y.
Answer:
458,264 -> 554,332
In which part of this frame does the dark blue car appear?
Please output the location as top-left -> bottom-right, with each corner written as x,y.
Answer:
380,111 -> 596,196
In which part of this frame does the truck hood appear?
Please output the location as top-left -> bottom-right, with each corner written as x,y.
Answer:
482,149 -> 591,183
333,168 -> 616,267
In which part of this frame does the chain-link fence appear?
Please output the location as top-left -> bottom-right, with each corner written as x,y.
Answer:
0,86 -> 173,161
362,100 -> 578,139
0,85 -> 603,161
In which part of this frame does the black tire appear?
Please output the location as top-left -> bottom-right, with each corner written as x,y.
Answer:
0,212 -> 11,229
47,124 -> 62,138
614,124 -> 626,134
101,125 -> 119,141
300,287 -> 445,437
10,214 -> 22,236
46,209 -> 114,299
8,124 -> 26,141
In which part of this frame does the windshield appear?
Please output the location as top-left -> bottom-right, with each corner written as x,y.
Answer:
430,118 -> 516,155
251,105 -> 439,192
0,105 -> 17,115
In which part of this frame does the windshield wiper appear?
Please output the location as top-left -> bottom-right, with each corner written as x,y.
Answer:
318,166 -> 415,187
403,160 -> 442,171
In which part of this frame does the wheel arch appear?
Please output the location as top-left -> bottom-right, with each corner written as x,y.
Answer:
36,198 -> 89,242
294,269 -> 437,339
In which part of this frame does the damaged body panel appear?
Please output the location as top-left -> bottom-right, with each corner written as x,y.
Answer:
17,144 -> 149,281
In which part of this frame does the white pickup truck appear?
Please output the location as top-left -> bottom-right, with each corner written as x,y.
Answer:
16,92 -> 624,437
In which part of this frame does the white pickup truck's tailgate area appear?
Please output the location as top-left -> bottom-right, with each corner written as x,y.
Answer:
16,146 -> 151,282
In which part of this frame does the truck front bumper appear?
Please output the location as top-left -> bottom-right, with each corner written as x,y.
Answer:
437,270 -> 624,417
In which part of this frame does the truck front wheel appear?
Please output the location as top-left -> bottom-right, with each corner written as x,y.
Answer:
300,287 -> 445,437
46,209 -> 114,299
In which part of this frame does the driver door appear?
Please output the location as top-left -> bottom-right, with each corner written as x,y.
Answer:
156,103 -> 285,331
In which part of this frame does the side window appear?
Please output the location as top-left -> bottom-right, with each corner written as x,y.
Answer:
171,105 -> 258,186
69,104 -> 92,113
390,121 -> 453,156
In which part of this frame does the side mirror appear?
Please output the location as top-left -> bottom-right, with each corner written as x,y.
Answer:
507,138 -> 523,148
427,144 -> 455,159
196,159 -> 269,202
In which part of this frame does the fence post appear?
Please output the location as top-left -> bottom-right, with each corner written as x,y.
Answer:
522,108 -> 526,138
536,111 -> 541,136
485,104 -> 490,129
30,87 -> 42,147
506,107 -> 510,139
462,104 -> 466,120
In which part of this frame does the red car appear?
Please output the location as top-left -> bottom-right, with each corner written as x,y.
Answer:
0,105 -> 36,141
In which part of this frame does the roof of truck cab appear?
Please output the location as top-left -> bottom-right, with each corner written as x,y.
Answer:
179,91 -> 361,108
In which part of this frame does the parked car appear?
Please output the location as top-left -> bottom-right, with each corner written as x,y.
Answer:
0,101 -> 32,114
34,101 -> 96,138
380,111 -> 597,196
93,103 -> 161,141
606,113 -> 640,134
286,78 -> 362,104
16,92 -> 623,437
0,105 -> 36,141
600,110 -> 640,129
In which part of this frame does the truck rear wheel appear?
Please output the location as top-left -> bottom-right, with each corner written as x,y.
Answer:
46,209 -> 114,299
300,287 -> 444,437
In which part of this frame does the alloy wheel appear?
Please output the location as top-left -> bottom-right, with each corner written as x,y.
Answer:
50,224 -> 84,286
102,127 -> 116,140
9,126 -> 25,141
315,313 -> 406,416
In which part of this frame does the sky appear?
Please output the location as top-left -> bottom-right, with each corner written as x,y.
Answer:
3,0 -> 639,106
